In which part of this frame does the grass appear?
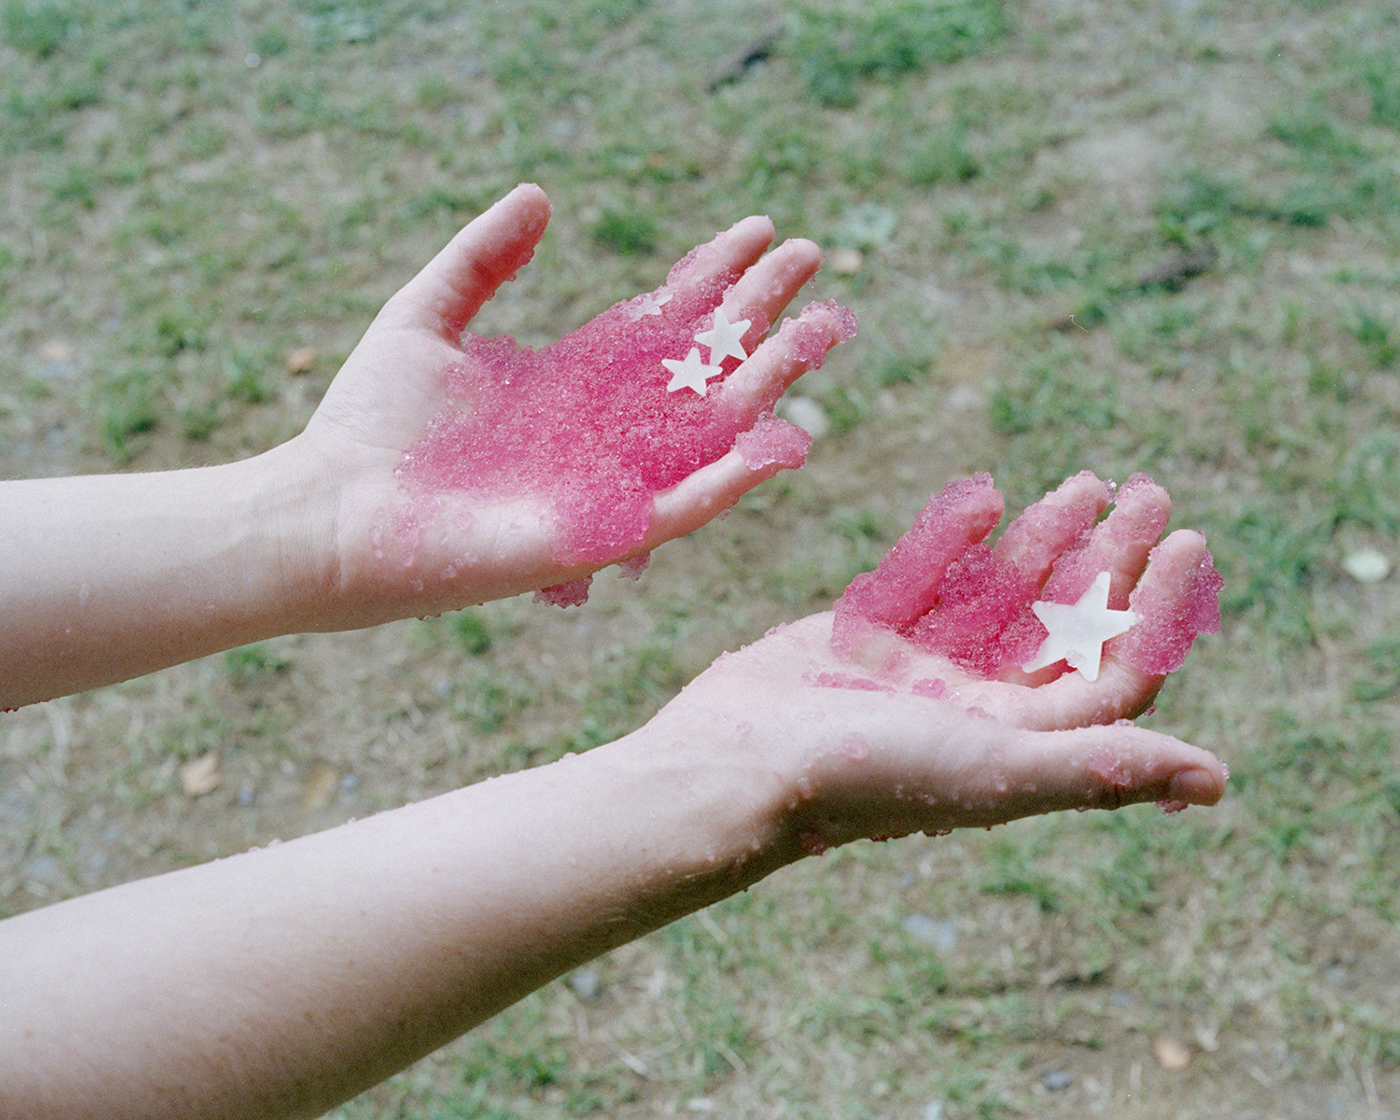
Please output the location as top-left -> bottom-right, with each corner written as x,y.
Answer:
5,0 -> 1400,1116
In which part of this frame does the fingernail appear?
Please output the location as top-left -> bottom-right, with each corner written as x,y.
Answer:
1167,767 -> 1220,805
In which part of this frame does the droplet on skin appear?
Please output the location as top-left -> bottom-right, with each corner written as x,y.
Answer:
841,734 -> 871,761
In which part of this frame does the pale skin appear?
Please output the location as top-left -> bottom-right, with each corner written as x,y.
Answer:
0,185 -> 1227,1120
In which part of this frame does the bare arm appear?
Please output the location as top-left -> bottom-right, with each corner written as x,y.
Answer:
0,652 -> 1222,1120
0,489 -> 1226,1120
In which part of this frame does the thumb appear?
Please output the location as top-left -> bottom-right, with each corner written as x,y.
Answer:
376,183 -> 553,341
995,722 -> 1227,822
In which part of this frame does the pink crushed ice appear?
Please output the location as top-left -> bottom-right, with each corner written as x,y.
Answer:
831,473 -> 1221,680
1117,542 -> 1224,674
396,245 -> 856,605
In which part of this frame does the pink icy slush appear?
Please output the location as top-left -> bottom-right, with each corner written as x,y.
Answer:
832,472 -> 1221,680
395,243 -> 855,605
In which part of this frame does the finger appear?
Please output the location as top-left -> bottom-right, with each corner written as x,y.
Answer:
706,237 -> 824,362
797,704 -> 1225,847
1041,473 -> 1172,609
1113,528 -> 1222,675
990,470 -> 1113,591
642,445 -> 783,549
641,303 -> 852,550
991,527 -> 1217,725
375,183 -> 554,341
959,653 -> 1167,732
1014,474 -> 1172,686
715,296 -> 856,417
834,475 -> 1005,649
977,722 -> 1227,824
664,214 -> 776,294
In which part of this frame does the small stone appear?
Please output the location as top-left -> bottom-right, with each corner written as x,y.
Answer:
1343,547 -> 1391,583
179,752 -> 222,798
38,339 -> 74,362
566,966 -> 603,1001
1153,1035 -> 1191,1071
829,247 -> 864,275
901,913 -> 959,952
777,395 -> 830,439
1042,1069 -> 1073,1091
922,1099 -> 946,1120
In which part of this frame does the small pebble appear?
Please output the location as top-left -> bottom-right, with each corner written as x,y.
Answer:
1153,1035 -> 1191,1071
777,395 -> 830,439
1343,547 -> 1391,583
566,966 -> 603,1001
901,913 -> 959,952
1042,1069 -> 1073,1091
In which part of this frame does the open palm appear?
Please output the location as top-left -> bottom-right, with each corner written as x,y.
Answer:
644,472 -> 1225,850
292,184 -> 851,626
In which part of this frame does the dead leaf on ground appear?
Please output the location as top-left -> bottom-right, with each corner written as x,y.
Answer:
284,346 -> 318,375
302,761 -> 341,813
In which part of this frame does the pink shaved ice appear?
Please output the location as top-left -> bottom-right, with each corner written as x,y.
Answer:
833,473 -> 1222,680
1117,541 -> 1223,674
1040,473 -> 1170,606
534,576 -> 593,608
397,261 -> 856,603
735,414 -> 812,470
832,474 -> 1003,655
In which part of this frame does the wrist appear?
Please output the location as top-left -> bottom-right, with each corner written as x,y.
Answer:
0,446 -> 337,706
598,717 -> 811,896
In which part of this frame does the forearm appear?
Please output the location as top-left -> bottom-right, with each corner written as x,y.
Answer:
0,441 -> 331,707
0,732 -> 796,1120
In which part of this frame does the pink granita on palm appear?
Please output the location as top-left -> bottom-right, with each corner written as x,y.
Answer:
1117,541 -> 1223,674
831,474 -> 1004,655
831,472 -> 1221,680
395,243 -> 856,604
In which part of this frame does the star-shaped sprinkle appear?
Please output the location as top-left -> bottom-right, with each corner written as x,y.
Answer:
662,347 -> 723,395
695,307 -> 751,364
630,290 -> 673,320
1022,570 -> 1140,682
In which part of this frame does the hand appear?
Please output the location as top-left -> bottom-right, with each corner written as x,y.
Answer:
642,473 -> 1227,853
290,184 -> 852,624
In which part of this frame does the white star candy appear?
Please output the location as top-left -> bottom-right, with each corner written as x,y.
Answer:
695,307 -> 751,364
1022,570 -> 1140,682
662,347 -> 723,395
630,290 -> 673,320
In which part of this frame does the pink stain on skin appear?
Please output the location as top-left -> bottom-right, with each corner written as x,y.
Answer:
397,255 -> 856,602
833,473 -> 1222,680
